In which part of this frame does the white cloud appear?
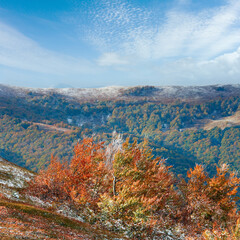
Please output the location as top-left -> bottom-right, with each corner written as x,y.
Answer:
91,47 -> 240,86
1,0 -> 240,87
146,47 -> 240,85
76,0 -> 240,86
97,52 -> 129,66
0,21 -> 92,75
86,0 -> 240,61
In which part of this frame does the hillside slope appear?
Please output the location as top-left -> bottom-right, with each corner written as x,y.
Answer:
0,157 -> 34,200
0,158 -> 124,239
203,111 -> 240,130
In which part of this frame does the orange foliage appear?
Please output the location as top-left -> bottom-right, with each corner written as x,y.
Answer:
116,139 -> 178,215
27,138 -> 110,208
184,164 -> 240,232
27,156 -> 69,202
65,138 -> 110,206
27,137 -> 240,238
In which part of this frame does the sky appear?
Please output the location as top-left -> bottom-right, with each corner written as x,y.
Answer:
0,0 -> 240,88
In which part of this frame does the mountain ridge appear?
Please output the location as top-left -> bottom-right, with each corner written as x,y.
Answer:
1,83 -> 240,102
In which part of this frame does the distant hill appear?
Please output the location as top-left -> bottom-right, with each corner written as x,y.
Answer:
1,84 -> 240,102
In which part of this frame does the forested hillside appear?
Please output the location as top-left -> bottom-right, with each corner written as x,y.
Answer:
0,84 -> 240,176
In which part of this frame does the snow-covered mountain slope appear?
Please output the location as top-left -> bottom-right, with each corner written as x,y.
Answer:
0,157 -> 34,199
1,84 -> 240,102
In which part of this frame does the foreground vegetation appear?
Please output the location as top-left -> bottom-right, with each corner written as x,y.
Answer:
0,200 -> 122,239
27,137 -> 240,239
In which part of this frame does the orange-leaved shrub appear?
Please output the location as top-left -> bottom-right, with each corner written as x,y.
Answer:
27,138 -> 111,210
181,164 -> 240,235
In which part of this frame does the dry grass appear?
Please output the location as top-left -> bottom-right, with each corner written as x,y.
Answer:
203,111 -> 240,130
0,200 -> 125,239
31,122 -> 73,133
184,111 -> 240,131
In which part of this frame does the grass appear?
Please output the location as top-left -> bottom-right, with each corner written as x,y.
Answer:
0,200 -> 126,239
0,171 -> 13,181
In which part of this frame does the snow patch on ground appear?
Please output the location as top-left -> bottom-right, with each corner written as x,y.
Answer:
57,205 -> 84,222
0,157 -> 34,199
27,195 -> 52,208
0,157 -> 34,188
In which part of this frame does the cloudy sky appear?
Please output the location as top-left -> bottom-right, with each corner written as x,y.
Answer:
0,0 -> 240,88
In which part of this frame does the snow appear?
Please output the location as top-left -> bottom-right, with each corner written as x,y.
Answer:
67,117 -> 73,124
27,196 -> 52,208
1,83 -> 240,102
0,157 -> 34,198
57,205 -> 84,222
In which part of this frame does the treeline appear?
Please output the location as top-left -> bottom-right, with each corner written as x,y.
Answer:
27,138 -> 240,239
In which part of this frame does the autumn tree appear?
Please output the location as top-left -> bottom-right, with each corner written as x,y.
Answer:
64,138 -> 110,207
27,138 -> 110,210
99,138 -> 180,237
27,156 -> 69,202
183,164 -> 240,233
202,218 -> 240,240
104,131 -> 123,196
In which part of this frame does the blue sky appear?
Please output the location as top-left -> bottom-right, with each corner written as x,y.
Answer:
0,0 -> 240,88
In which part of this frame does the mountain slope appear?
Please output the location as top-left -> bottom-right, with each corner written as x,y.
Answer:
0,157 -> 34,200
203,111 -> 240,130
0,158 -> 124,239
0,200 -> 124,239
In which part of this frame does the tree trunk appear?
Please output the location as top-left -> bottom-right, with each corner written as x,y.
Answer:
113,175 -> 117,196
